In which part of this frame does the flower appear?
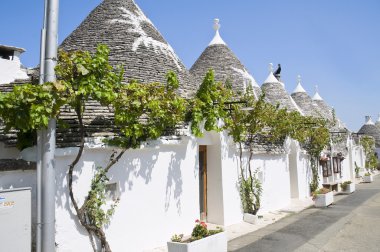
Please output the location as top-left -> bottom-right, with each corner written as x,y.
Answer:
200,221 -> 207,228
170,220 -> 223,243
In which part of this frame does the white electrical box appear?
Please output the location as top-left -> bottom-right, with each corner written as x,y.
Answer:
0,187 -> 31,252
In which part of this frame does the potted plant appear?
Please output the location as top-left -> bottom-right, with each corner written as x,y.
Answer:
363,172 -> 373,183
340,181 -> 355,194
313,188 -> 334,207
167,220 -> 226,252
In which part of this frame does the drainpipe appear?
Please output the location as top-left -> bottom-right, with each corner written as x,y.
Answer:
40,0 -> 59,251
36,0 -> 47,250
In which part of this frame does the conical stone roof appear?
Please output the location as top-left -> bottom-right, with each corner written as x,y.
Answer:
358,116 -> 380,148
261,65 -> 303,114
311,87 -> 334,122
291,75 -> 322,117
311,88 -> 346,129
60,0 -> 194,97
190,19 -> 261,98
57,0 -> 196,147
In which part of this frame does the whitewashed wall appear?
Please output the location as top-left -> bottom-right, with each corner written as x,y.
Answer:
4,132 -> 364,251
296,152 -> 312,199
288,140 -> 312,199
54,138 -> 199,252
253,153 -> 291,213
0,52 -> 28,84
219,132 -> 242,226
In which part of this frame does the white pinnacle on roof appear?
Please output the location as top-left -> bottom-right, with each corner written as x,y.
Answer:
312,85 -> 323,100
377,113 -> 380,122
365,116 -> 375,125
209,18 -> 227,46
263,63 -> 279,83
292,75 -> 306,93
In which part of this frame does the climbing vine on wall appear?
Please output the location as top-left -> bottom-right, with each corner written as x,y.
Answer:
189,69 -> 233,137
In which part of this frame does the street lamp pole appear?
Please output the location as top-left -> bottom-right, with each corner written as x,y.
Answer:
39,0 -> 59,251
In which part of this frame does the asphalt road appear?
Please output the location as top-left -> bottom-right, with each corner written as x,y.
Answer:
228,176 -> 380,252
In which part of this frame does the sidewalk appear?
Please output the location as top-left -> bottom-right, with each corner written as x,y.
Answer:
228,174 -> 380,252
147,198 -> 314,252
147,173 -> 378,252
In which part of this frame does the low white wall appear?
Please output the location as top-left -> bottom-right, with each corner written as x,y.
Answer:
55,138 -> 199,252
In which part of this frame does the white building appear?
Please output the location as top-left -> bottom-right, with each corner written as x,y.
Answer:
0,0 -> 365,251
0,45 -> 29,84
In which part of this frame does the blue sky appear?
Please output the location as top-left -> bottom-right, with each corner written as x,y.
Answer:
2,0 -> 380,131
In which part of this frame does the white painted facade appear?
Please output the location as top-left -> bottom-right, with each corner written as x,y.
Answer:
54,138 -> 199,251
288,139 -> 312,200
0,131 -> 366,251
0,49 -> 28,84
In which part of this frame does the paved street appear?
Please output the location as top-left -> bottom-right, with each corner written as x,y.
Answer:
228,176 -> 380,252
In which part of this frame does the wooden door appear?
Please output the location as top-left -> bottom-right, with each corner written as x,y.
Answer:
199,145 -> 207,221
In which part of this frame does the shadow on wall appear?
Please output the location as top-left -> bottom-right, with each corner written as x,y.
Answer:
165,152 -> 183,214
55,142 -> 190,237
55,157 -> 92,238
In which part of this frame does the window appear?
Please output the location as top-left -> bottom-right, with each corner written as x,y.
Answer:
0,48 -> 14,60
333,157 -> 342,174
322,160 -> 332,177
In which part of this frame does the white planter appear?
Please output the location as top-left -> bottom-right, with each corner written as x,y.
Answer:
243,213 -> 259,224
314,191 -> 334,207
363,175 -> 373,183
167,231 -> 227,252
341,183 -> 355,194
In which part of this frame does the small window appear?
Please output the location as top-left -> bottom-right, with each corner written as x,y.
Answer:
105,182 -> 120,201
322,160 -> 332,177
333,157 -> 341,174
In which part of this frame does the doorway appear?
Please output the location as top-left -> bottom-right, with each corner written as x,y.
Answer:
199,145 -> 207,221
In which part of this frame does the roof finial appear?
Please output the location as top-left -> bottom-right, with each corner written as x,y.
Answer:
269,63 -> 274,73
213,18 -> 220,31
312,85 -> 323,100
292,74 -> 306,93
209,18 -> 226,46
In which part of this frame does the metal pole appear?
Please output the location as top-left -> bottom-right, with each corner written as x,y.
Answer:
41,0 -> 59,251
37,1 -> 48,251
